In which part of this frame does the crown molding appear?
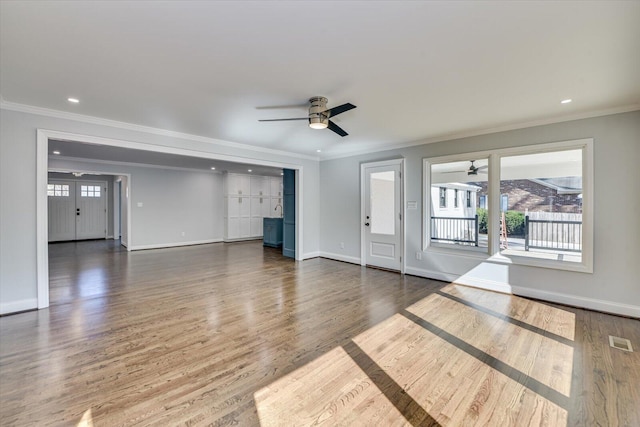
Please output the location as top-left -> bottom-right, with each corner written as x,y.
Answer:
320,104 -> 640,161
0,99 -> 319,162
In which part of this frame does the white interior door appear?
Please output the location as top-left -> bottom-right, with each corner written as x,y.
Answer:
362,161 -> 403,271
76,182 -> 107,239
48,181 -> 75,242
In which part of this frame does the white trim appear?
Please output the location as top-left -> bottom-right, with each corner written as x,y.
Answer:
36,130 -> 50,309
0,298 -> 38,316
511,286 -> 640,319
404,266 -> 512,293
422,138 -> 594,274
302,251 -> 321,259
320,105 -> 639,160
360,158 -> 405,272
222,237 -> 263,243
40,129 -> 304,169
130,239 -> 223,251
404,266 -> 639,318
319,251 -> 362,265
296,168 -> 303,261
2,100 -> 319,161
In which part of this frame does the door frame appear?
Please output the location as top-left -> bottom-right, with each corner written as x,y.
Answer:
360,158 -> 405,273
36,129 -> 304,310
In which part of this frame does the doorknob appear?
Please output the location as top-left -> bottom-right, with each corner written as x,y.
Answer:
365,222 -> 370,226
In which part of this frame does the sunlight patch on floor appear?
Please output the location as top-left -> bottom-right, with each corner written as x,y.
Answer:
253,284 -> 575,426
254,346 -> 405,426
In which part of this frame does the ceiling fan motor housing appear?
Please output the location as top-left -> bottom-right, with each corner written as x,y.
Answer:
308,96 -> 329,128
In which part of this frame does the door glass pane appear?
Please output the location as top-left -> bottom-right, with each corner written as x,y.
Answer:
370,171 -> 395,235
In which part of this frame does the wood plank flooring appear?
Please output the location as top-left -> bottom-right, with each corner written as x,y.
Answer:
0,240 -> 638,426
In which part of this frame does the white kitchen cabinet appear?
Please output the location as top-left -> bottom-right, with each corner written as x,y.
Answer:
224,173 -> 282,241
251,176 -> 270,196
270,177 -> 283,197
226,173 -> 251,196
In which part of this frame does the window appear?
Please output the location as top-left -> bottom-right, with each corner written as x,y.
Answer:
424,138 -> 593,273
499,148 -> 583,264
81,185 -> 101,198
439,187 -> 447,208
427,158 -> 488,250
47,184 -> 69,197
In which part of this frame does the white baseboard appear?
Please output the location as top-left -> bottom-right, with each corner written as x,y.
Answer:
511,286 -> 640,318
106,235 -> 114,239
222,237 -> 263,243
319,251 -> 361,265
130,238 -> 223,251
0,298 -> 38,315
302,251 -> 320,260
404,266 -> 639,318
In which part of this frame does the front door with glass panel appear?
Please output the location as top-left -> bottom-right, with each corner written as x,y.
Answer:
362,161 -> 402,271
48,180 -> 107,242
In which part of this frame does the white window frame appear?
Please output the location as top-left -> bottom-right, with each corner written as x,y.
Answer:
423,138 -> 593,273
424,155 -> 491,255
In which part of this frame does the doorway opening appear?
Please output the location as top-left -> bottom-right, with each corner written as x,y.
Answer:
36,129 -> 303,310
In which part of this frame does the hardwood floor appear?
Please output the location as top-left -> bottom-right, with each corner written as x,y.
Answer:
0,240 -> 638,426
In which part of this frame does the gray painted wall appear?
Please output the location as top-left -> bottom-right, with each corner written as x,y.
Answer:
0,108 -> 320,313
48,158 -> 224,247
319,111 -> 640,315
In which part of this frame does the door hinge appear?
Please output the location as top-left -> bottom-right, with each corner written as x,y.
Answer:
399,213 -> 402,220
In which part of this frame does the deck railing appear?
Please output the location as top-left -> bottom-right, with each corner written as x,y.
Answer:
430,215 -> 479,246
525,216 -> 582,252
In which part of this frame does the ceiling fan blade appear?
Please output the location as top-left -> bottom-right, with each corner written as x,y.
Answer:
327,120 -> 348,137
476,165 -> 488,171
324,103 -> 356,118
258,117 -> 308,122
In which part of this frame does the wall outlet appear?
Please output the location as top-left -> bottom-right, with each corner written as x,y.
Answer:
340,242 -> 345,249
181,231 -> 186,237
416,251 -> 422,260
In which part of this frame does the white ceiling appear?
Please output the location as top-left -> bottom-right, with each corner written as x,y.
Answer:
2,1 -> 639,160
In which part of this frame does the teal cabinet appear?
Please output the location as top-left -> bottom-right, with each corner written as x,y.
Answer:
263,218 -> 283,248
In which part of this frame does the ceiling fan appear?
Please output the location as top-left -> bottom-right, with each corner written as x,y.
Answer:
442,160 -> 488,175
258,96 -> 356,137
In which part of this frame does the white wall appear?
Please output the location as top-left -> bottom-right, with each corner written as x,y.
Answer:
320,111 -> 640,316
0,107 -> 320,314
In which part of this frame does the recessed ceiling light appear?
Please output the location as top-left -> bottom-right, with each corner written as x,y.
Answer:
248,169 -> 252,172
280,172 -> 284,176
67,98 -> 80,103
561,99 -> 572,104
53,150 -> 61,155
316,149 -> 321,153
210,167 -> 216,170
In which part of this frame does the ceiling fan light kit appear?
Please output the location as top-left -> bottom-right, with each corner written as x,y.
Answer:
308,96 -> 329,129
259,96 -> 356,137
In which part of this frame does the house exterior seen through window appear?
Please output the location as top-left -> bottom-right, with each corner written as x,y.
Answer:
424,138 -> 592,273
